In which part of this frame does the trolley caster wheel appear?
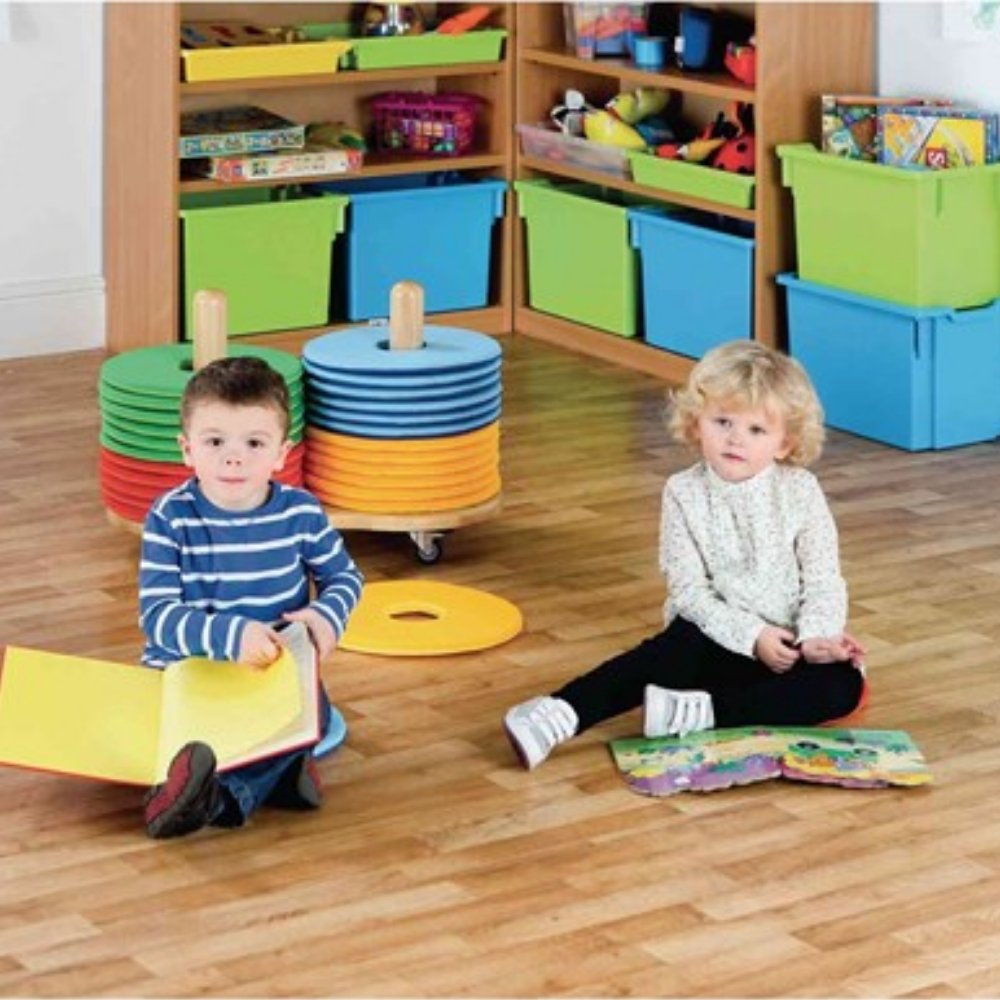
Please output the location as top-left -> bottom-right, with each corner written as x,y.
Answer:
412,532 -> 444,565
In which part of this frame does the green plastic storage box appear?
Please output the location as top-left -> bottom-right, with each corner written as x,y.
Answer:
778,143 -> 1000,309
515,180 -> 638,337
179,190 -> 347,337
628,150 -> 755,208
298,23 -> 506,70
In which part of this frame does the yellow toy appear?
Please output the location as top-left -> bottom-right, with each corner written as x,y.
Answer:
584,87 -> 672,150
606,87 -> 668,125
584,109 -> 646,149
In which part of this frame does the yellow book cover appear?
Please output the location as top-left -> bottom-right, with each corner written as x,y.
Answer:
0,622 -> 318,785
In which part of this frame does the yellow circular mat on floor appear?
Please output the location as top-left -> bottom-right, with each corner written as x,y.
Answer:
340,581 -> 523,656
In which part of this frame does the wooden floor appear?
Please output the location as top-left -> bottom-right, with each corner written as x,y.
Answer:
2,335 -> 1000,998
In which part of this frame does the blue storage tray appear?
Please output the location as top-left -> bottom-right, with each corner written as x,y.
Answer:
330,179 -> 506,321
630,207 -> 755,359
779,274 -> 1000,451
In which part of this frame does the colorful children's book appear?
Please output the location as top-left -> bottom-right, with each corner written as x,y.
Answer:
821,95 -> 951,162
179,105 -> 306,160
197,145 -> 363,182
610,727 -> 931,797
0,623 -> 318,786
879,104 -> 1000,169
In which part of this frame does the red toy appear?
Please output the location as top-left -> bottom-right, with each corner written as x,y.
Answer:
724,39 -> 756,86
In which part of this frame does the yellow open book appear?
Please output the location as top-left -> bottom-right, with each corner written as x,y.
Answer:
0,622 -> 318,785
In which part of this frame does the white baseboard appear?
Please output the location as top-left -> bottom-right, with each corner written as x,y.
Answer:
0,276 -> 106,360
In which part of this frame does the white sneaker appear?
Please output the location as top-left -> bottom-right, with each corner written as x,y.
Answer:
504,696 -> 578,770
643,685 -> 715,738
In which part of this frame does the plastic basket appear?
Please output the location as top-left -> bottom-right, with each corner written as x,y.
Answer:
370,92 -> 481,157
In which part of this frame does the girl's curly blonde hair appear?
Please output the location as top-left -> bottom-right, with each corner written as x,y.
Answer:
668,341 -> 825,467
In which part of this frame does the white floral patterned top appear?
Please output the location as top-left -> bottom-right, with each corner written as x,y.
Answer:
659,461 -> 848,657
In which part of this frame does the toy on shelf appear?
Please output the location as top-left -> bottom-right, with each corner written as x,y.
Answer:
550,89 -> 594,137
362,2 -> 424,37
724,37 -> 756,86
99,290 -> 305,531
370,91 -> 482,156
656,101 -> 754,175
436,5 -> 492,35
565,3 -> 648,60
584,86 -> 671,150
302,281 -> 502,565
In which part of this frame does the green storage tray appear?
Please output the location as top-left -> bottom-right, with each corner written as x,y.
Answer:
179,191 -> 347,337
298,24 -> 506,70
778,143 -> 1000,309
628,150 -> 755,208
515,180 -> 638,338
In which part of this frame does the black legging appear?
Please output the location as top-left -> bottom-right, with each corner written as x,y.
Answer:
554,616 -> 865,732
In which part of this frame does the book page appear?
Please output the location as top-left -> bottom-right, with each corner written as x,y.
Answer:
154,622 -> 314,781
0,647 -> 163,785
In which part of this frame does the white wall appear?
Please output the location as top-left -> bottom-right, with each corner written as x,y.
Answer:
0,2 -> 104,360
879,1 -> 1000,106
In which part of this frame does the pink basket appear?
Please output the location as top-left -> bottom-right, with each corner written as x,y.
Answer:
370,92 -> 482,157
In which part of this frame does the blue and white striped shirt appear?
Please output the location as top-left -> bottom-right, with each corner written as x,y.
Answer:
139,478 -> 363,668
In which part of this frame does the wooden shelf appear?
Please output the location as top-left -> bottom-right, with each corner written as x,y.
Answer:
181,61 -> 506,95
514,306 -> 696,384
180,152 -> 507,193
511,3 -> 876,368
105,2 -> 515,354
518,154 -> 756,222
520,46 -> 755,103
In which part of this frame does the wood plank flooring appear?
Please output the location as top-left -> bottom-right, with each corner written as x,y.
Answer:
1,335 -> 999,997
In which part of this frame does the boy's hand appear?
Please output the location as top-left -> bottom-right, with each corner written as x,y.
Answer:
754,626 -> 799,673
283,607 -> 337,662
238,621 -> 283,669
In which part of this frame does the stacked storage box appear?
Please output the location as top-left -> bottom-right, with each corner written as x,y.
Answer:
515,179 -> 756,356
309,176 -> 506,321
179,189 -> 348,337
778,143 -> 1000,451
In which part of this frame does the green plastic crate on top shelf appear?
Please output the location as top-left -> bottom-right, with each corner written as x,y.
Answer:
778,143 -> 1000,309
516,180 -> 659,338
179,189 -> 347,338
297,23 -> 506,70
628,150 -> 755,209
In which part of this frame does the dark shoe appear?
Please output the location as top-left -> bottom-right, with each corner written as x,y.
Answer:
268,754 -> 323,810
144,741 -> 222,839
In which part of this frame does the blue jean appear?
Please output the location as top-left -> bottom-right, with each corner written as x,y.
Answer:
214,683 -> 333,825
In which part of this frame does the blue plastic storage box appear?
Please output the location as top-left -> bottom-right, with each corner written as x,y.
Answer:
630,207 -> 754,359
316,177 -> 506,321
779,273 -> 1000,451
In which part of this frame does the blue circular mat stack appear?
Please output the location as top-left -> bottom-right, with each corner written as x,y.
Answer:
302,324 -> 502,514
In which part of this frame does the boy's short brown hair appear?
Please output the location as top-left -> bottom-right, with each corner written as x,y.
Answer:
668,341 -> 826,466
181,356 -> 291,437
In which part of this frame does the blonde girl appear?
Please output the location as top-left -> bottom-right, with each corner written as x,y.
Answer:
505,341 -> 866,769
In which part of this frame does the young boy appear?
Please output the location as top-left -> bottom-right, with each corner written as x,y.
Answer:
139,355 -> 364,838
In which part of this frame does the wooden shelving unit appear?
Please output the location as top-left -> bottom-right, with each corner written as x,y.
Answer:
511,4 -> 875,381
105,3 -> 874,384
105,2 -> 515,353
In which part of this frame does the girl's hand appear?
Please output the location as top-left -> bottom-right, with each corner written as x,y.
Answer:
800,632 -> 867,667
237,621 -> 283,670
283,607 -> 337,662
754,626 -> 799,673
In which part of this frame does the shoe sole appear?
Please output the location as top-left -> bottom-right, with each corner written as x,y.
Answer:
503,721 -> 534,770
145,742 -> 217,839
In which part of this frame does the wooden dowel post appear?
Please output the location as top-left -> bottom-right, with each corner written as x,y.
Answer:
389,281 -> 425,352
193,289 -> 228,370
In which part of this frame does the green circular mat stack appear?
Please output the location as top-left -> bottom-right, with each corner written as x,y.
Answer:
98,343 -> 306,525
